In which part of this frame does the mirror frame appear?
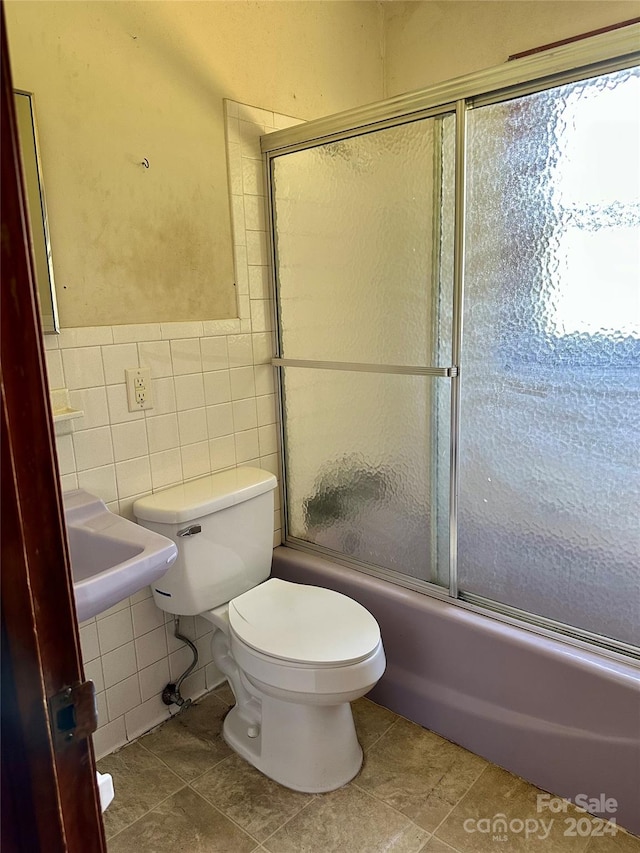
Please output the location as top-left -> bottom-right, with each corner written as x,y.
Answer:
14,89 -> 59,333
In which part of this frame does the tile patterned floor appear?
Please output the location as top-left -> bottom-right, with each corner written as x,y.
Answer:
98,686 -> 640,853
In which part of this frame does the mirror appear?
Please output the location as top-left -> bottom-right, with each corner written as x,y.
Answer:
14,90 -> 59,333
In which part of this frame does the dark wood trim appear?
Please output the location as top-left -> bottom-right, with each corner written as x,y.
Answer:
1,5 -> 106,850
509,17 -> 640,61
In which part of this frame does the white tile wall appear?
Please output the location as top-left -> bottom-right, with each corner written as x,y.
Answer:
47,99 -> 299,759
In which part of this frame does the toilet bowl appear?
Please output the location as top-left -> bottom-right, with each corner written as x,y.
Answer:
134,468 -> 386,792
203,578 -> 385,791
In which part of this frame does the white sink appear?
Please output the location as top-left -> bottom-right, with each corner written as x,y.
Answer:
63,489 -> 178,622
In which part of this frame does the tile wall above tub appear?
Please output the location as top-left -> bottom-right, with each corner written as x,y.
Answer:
47,320 -> 281,523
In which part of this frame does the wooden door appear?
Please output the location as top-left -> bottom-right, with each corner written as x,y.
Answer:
1,6 -> 107,850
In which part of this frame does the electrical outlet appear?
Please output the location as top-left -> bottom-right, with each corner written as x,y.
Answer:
125,367 -> 153,411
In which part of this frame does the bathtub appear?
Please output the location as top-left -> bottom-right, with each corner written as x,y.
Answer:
272,545 -> 640,835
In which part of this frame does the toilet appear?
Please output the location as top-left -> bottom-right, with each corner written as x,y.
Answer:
133,467 -> 386,793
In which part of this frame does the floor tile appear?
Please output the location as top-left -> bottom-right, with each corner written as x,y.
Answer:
352,696 -> 398,750
435,764 -> 596,852
98,687 -> 639,853
356,717 -> 487,832
213,680 -> 236,706
139,692 -> 232,782
262,783 -> 429,853
587,830 -> 640,852
97,742 -> 184,838
419,839 -> 459,852
193,752 -> 313,842
107,786 -> 257,852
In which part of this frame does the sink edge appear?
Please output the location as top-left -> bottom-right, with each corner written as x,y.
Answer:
63,488 -> 178,622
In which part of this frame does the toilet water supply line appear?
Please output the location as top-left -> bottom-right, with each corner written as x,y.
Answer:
161,617 -> 199,708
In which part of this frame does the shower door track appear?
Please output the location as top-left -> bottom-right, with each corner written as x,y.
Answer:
261,27 -> 640,157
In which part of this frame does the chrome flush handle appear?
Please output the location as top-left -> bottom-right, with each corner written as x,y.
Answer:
177,524 -> 202,537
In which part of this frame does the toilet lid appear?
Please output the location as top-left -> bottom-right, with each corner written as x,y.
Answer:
228,578 -> 381,666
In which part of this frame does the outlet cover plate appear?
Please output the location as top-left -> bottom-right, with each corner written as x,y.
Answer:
125,367 -> 153,411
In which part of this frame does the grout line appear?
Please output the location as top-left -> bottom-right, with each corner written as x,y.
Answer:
189,752 -> 318,850
104,779 -> 188,843
257,793 -> 320,848
362,701 -> 499,823
134,737 -> 182,769
427,838 -> 461,852
140,760 -> 264,850
349,779 -> 431,840
183,785 -> 263,848
360,714 -> 400,753
104,696 -> 495,849
427,763 -> 490,844
135,728 -> 232,786
350,706 -> 488,850
184,751 -> 236,787
104,714 -> 238,842
186,775 -> 270,848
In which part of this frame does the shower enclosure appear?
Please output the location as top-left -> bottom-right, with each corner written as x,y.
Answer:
263,28 -> 640,660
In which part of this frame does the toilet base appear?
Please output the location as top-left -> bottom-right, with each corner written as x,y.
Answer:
222,694 -> 363,793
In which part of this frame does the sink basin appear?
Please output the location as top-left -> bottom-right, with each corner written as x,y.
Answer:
63,489 -> 178,621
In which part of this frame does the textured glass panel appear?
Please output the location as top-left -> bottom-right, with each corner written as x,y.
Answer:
436,115 -> 456,367
283,368 -> 450,584
272,115 -> 455,366
460,68 -> 640,645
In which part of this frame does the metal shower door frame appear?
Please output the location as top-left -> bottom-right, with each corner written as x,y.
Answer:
261,24 -> 640,661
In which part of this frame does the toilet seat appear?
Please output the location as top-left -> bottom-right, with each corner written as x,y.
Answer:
228,578 -> 381,666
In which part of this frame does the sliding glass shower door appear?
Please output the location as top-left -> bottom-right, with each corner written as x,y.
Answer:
459,67 -> 640,645
271,115 -> 456,587
265,40 -> 639,654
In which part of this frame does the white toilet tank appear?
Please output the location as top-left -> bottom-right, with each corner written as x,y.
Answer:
133,468 -> 277,616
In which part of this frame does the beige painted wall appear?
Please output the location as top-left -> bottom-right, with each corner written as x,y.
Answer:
7,1 -> 636,328
383,1 -> 640,95
5,1 -> 384,328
